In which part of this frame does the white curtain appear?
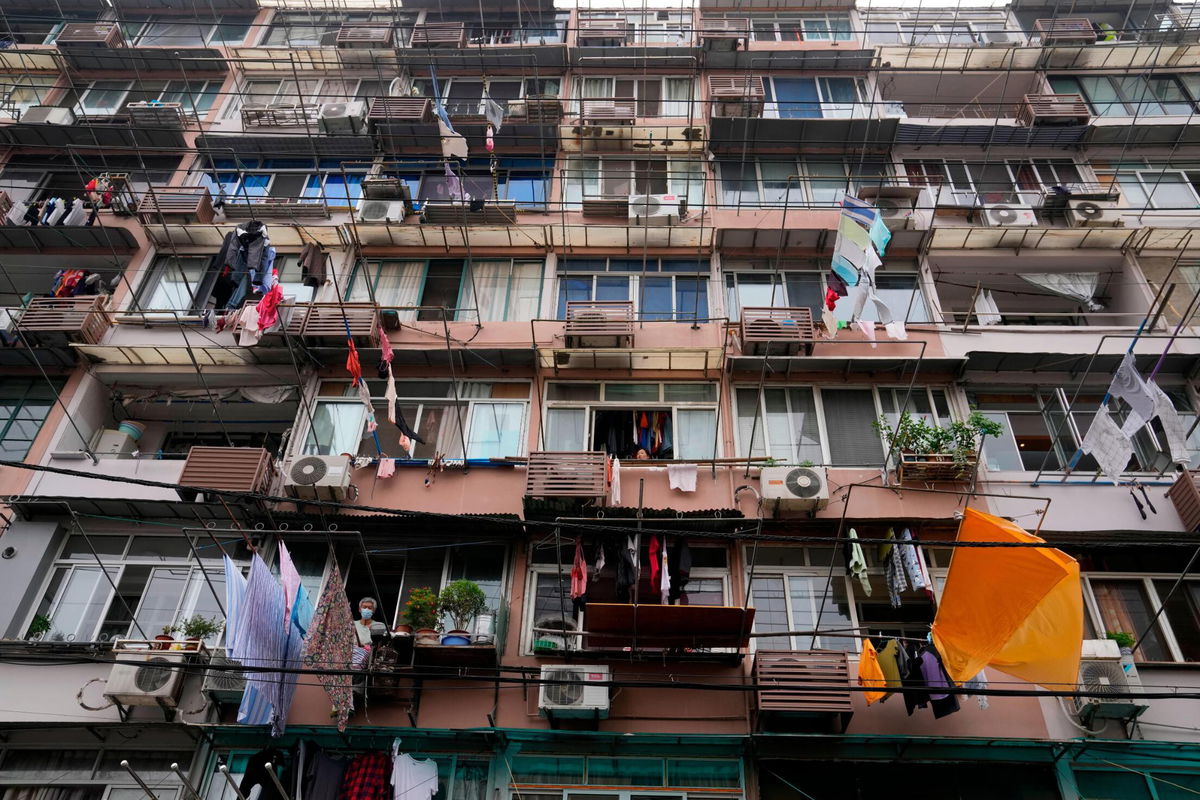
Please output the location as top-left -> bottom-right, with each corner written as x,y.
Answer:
467,402 -> 524,458
662,78 -> 693,117
461,260 -> 510,322
580,77 -> 612,116
372,261 -> 424,320
670,159 -> 705,209
509,262 -> 543,321
1019,272 -> 1105,311
677,408 -> 717,459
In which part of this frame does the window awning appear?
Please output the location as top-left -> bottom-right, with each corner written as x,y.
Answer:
585,603 -> 755,649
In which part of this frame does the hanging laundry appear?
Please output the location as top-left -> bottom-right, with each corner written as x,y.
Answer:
278,540 -> 301,635
256,282 -> 284,330
667,463 -> 697,492
838,214 -> 871,250
830,254 -> 860,288
385,363 -> 399,425
885,544 -> 907,609
483,93 -> 505,133
827,269 -> 850,297
821,307 -> 838,337
610,456 -> 622,504
648,535 -> 662,591
660,542 -> 670,604
919,647 -> 960,719
223,554 -> 247,654
1150,383 -> 1192,464
964,669 -> 989,710
570,537 -> 588,607
302,562 -> 357,731
1081,404 -> 1133,484
338,751 -> 391,800
668,538 -> 692,602
877,638 -> 906,699
239,749 -> 288,800
846,529 -> 871,596
841,194 -> 879,227
834,237 -> 869,274
398,435 -> 414,459
1108,353 -> 1156,426
868,213 -> 892,255
377,458 -> 396,478
346,339 -> 363,384
858,639 -> 888,704
884,320 -> 908,341
396,407 -> 425,446
235,305 -> 262,347
443,162 -> 466,201
855,319 -> 877,348
897,528 -> 929,592
616,535 -> 638,602
391,751 -> 438,800
380,324 -> 394,364
594,540 -> 606,574
234,555 -> 287,732
825,286 -> 840,312
299,242 -> 327,288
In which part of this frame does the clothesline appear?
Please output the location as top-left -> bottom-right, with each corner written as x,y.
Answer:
529,624 -> 930,643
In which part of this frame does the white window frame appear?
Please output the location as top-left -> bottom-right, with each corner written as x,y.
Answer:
716,158 -> 891,209
1082,573 -> 1200,663
762,76 -> 868,120
77,81 -> 134,116
575,76 -> 696,117
224,77 -> 372,120
555,271 -> 711,321
561,156 -> 706,209
1097,163 -> 1200,211
742,12 -> 854,42
128,17 -> 250,47
2,75 -> 59,119
732,385 -> 953,466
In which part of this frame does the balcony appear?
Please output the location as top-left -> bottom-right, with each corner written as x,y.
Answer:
1017,93 -> 1091,126
739,307 -> 815,356
410,22 -> 468,48
1167,471 -> 1200,532
14,296 -> 111,347
698,18 -> 749,51
136,187 -> 215,225
177,446 -> 274,502
564,300 -> 635,348
524,451 -> 608,500
754,650 -> 854,732
708,76 -> 765,118
288,302 -> 380,348
1033,17 -> 1098,44
580,99 -> 637,126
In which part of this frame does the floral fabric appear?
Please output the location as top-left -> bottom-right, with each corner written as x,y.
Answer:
302,561 -> 356,730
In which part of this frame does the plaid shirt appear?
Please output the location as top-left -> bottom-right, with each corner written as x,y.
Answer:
338,751 -> 391,800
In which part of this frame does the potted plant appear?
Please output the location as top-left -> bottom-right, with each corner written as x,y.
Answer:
1106,631 -> 1136,651
405,587 -> 440,645
25,613 -> 52,642
178,614 -> 223,643
155,624 -> 177,650
875,411 -> 1004,480
438,580 -> 487,646
472,608 -> 497,645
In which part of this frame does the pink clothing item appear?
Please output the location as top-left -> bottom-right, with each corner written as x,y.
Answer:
237,305 -> 262,347
278,541 -> 301,635
380,324 -> 394,363
399,434 -> 414,458
256,282 -> 284,329
570,537 -> 587,600
856,319 -> 877,348
377,458 -> 395,479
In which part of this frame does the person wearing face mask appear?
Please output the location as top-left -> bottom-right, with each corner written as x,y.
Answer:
351,596 -> 387,670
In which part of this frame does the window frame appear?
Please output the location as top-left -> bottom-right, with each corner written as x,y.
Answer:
560,156 -> 706,210
761,75 -> 868,120
1082,573 -> 1200,663
2,75 -> 59,118
0,378 -> 62,460
1050,73 -> 1200,117
716,157 -> 891,209
575,75 -> 696,117
347,258 -> 545,322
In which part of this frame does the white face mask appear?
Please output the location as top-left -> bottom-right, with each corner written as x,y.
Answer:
360,608 -> 374,620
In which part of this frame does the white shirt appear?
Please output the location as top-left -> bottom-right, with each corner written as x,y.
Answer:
392,753 -> 439,800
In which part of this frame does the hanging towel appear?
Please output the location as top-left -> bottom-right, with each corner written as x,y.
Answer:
856,319 -> 877,348
611,456 -> 621,504
380,325 -> 394,364
1109,353 -> 1155,425
821,307 -> 838,337
385,363 -> 398,425
846,528 -> 871,597
377,458 -> 395,479
841,194 -> 878,227
223,554 -> 246,653
838,214 -> 871,249
301,561 -> 356,731
570,537 -> 588,601
858,640 -> 888,704
346,340 -> 363,384
237,305 -> 263,347
869,213 -> 892,255
831,254 -> 860,288
660,541 -> 670,604
897,528 -> 928,591
278,541 -> 301,635
667,463 -> 697,492
1081,404 -> 1133,484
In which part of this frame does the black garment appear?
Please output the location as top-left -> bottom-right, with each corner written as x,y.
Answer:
900,643 -> 929,716
377,359 -> 390,380
214,231 -> 240,270
615,537 -> 638,603
926,647 -> 961,719
299,242 -> 327,288
668,538 -> 692,603
23,202 -> 41,226
469,198 -> 485,212
396,407 -> 426,445
240,748 -> 288,800
827,270 -> 849,297
212,267 -> 236,310
303,748 -> 349,800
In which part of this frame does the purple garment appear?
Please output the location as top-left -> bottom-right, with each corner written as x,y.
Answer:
918,649 -> 951,701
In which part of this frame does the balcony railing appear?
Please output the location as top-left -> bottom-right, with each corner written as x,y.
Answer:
241,104 -> 316,128
740,307 -> 816,356
421,201 -> 518,225
580,99 -> 637,124
136,186 -> 214,224
1168,470 -> 1200,532
335,24 -> 394,48
754,650 -> 854,731
698,18 -> 749,50
708,76 -> 765,118
287,302 -> 380,347
524,451 -> 608,499
14,296 -> 111,346
1018,94 -> 1091,126
367,97 -> 432,123
410,22 -> 468,48
1033,17 -> 1098,44
56,21 -> 125,47
221,197 -> 330,220
564,300 -> 635,348
177,446 -> 273,502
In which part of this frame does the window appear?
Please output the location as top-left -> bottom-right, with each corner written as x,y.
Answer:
134,254 -> 315,316
864,17 -> 1020,45
226,77 -> 389,120
30,534 -> 253,644
580,11 -> 693,44
412,77 -> 560,117
724,268 -> 929,323
1094,163 -> 1200,211
262,11 -> 414,46
200,158 -> 368,207
722,13 -> 852,42
2,75 -> 58,119
76,81 -> 132,115
734,386 -> 951,466
380,158 -> 552,211
1085,575 -> 1200,662
524,542 -> 731,654
555,258 -> 709,323
420,12 -> 569,44
747,546 -> 936,652
762,76 -> 867,119
0,378 -> 62,459
577,77 -> 694,117
347,259 -> 543,322
126,16 -> 252,46
561,157 -> 705,211
305,381 -> 529,460
970,387 -> 1200,472
717,158 -> 890,208
903,158 -> 1083,206
542,382 -> 718,459
1050,74 -> 1200,117
508,756 -> 741,791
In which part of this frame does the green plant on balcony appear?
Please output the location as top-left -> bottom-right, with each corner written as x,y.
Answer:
874,411 -> 1004,478
25,613 -> 51,640
404,587 -> 441,631
439,579 -> 488,634
1106,631 -> 1137,650
177,614 -> 223,641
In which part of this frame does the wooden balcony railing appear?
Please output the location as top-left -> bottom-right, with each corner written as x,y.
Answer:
755,650 -> 853,731
14,295 -> 111,346
577,18 -> 633,45
336,24 -> 394,48
177,446 -> 273,502
136,186 -> 214,224
56,22 -> 125,47
740,307 -> 815,356
525,451 -> 608,499
241,104 -> 315,128
1018,94 -> 1091,126
1034,17 -> 1097,44
410,22 -> 467,48
708,75 -> 765,118
564,300 -> 635,348
580,99 -> 637,124
288,302 -> 380,347
698,17 -> 749,49
1168,470 -> 1200,532
367,97 -> 432,123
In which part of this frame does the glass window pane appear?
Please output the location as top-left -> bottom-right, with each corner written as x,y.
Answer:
641,276 -> 674,321
790,575 -> 856,650
467,402 -> 524,458
677,409 -> 717,459
133,567 -> 190,638
666,760 -> 740,789
127,536 -> 192,560
1091,580 -> 1170,661
595,275 -> 630,303
1074,771 -> 1152,800
663,383 -> 717,403
605,384 -> 660,403
675,277 -> 707,323
545,408 -> 586,451
44,567 -> 113,642
510,756 -> 585,784
304,402 -> 366,456
822,389 -> 883,466
587,759 -> 663,787
547,383 -> 600,402
749,576 -> 791,647
736,388 -> 767,459
1154,580 -> 1200,662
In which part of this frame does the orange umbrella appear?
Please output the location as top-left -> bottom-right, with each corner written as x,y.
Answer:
932,508 -> 1082,691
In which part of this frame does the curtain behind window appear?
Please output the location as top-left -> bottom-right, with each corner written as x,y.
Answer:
822,388 -> 882,465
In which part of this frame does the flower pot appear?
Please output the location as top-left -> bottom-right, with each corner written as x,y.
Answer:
392,624 -> 413,637
414,628 -> 439,646
441,630 -> 471,646
154,634 -> 175,651
472,612 -> 496,645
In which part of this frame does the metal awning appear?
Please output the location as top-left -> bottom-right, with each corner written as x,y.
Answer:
0,224 -> 138,254
198,133 -> 376,159
927,226 -> 1137,251
390,347 -> 536,369
356,222 -> 550,249
706,48 -> 874,70
963,350 -> 1200,376
144,222 -> 346,248
572,46 -> 701,69
727,354 -> 966,379
876,45 -> 1043,71
1085,119 -> 1200,147
2,121 -> 185,150
73,343 -> 303,367
6,495 -> 256,521
396,45 -> 567,70
538,346 -> 725,372
709,117 -> 898,153
57,47 -> 225,74
894,121 -> 1086,148
0,50 -> 60,71
585,603 -> 754,649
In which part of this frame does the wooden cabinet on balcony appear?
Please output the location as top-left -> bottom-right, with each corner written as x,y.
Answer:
336,24 -> 394,48
754,650 -> 853,732
136,186 -> 214,224
525,451 -> 608,500
580,99 -> 637,125
740,307 -> 815,356
698,18 -> 749,50
367,97 -> 433,124
565,300 -> 634,348
577,18 -> 633,46
287,302 -> 380,348
56,22 -> 125,47
410,22 -> 467,48
1167,470 -> 1200,532
14,295 -> 111,346
1018,94 -> 1091,126
708,75 -> 765,118
177,446 -> 273,502
1033,18 -> 1097,44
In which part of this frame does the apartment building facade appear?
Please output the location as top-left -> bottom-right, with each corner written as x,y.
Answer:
0,0 -> 1199,798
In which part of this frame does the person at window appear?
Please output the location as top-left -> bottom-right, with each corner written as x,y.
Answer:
634,447 -> 650,460
352,596 -> 386,669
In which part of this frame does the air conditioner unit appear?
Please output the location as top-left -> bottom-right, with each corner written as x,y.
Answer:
982,203 -> 1038,227
93,428 -> 137,457
856,186 -> 929,231
104,651 -> 187,708
1067,199 -> 1125,228
356,196 -> 411,222
201,648 -> 246,704
980,30 -> 1024,45
628,193 -> 681,226
538,665 -> 610,718
318,101 -> 367,134
283,455 -> 351,501
760,466 -> 830,511
21,106 -> 75,125
1074,638 -> 1149,728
